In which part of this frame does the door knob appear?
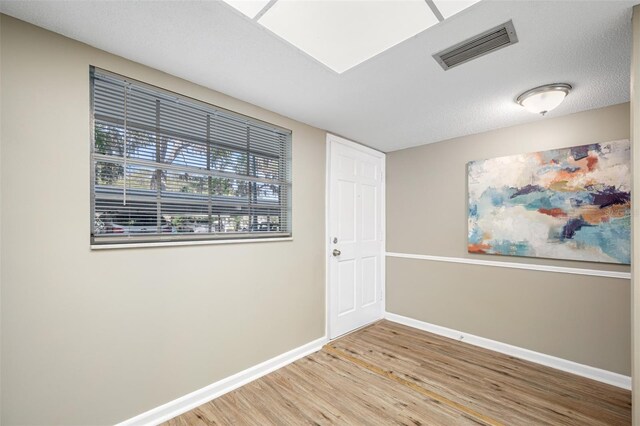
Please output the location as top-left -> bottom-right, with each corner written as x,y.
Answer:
332,249 -> 341,257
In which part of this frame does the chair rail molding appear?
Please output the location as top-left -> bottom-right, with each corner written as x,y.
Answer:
386,252 -> 630,280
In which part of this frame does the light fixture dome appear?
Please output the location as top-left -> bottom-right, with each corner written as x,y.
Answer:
516,83 -> 572,116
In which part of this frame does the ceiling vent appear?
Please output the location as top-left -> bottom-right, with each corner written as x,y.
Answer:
433,20 -> 518,70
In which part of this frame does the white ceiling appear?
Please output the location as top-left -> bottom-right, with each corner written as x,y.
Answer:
0,0 -> 634,152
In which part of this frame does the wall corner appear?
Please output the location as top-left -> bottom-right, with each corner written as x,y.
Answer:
630,4 -> 640,425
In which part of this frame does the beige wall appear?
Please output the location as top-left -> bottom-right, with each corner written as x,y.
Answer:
387,103 -> 631,375
0,15 -> 326,425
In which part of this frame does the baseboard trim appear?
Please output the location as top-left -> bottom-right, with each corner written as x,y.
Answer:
386,252 -> 631,280
116,336 -> 327,426
385,312 -> 631,390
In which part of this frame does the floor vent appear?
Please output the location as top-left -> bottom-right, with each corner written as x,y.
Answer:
433,20 -> 518,70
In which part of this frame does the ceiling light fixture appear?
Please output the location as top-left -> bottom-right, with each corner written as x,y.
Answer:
221,0 -> 480,74
258,0 -> 439,73
222,0 -> 271,19
516,83 -> 572,116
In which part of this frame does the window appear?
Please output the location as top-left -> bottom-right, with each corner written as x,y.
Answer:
90,67 -> 292,245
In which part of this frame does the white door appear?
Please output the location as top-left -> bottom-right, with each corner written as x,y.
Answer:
327,134 -> 385,339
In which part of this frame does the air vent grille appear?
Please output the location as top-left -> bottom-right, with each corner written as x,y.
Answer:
434,20 -> 518,70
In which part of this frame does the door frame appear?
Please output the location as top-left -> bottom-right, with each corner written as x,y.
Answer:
325,133 -> 386,340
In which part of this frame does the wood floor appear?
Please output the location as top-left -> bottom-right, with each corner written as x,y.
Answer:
165,320 -> 631,425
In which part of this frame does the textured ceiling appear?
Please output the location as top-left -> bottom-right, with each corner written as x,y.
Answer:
0,0 -> 634,152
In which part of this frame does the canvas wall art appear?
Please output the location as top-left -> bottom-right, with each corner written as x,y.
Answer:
467,140 -> 630,264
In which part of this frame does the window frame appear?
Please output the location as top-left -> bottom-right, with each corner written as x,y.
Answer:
90,67 -> 293,247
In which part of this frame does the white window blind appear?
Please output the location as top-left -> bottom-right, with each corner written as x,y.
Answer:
90,67 -> 292,245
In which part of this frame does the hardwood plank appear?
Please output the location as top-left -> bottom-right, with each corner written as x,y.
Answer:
165,320 -> 630,425
169,350 -> 484,425
331,321 -> 630,425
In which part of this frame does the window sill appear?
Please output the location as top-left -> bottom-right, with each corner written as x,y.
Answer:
90,237 -> 293,250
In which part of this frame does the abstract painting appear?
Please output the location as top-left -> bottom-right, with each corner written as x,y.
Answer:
467,140 -> 630,264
